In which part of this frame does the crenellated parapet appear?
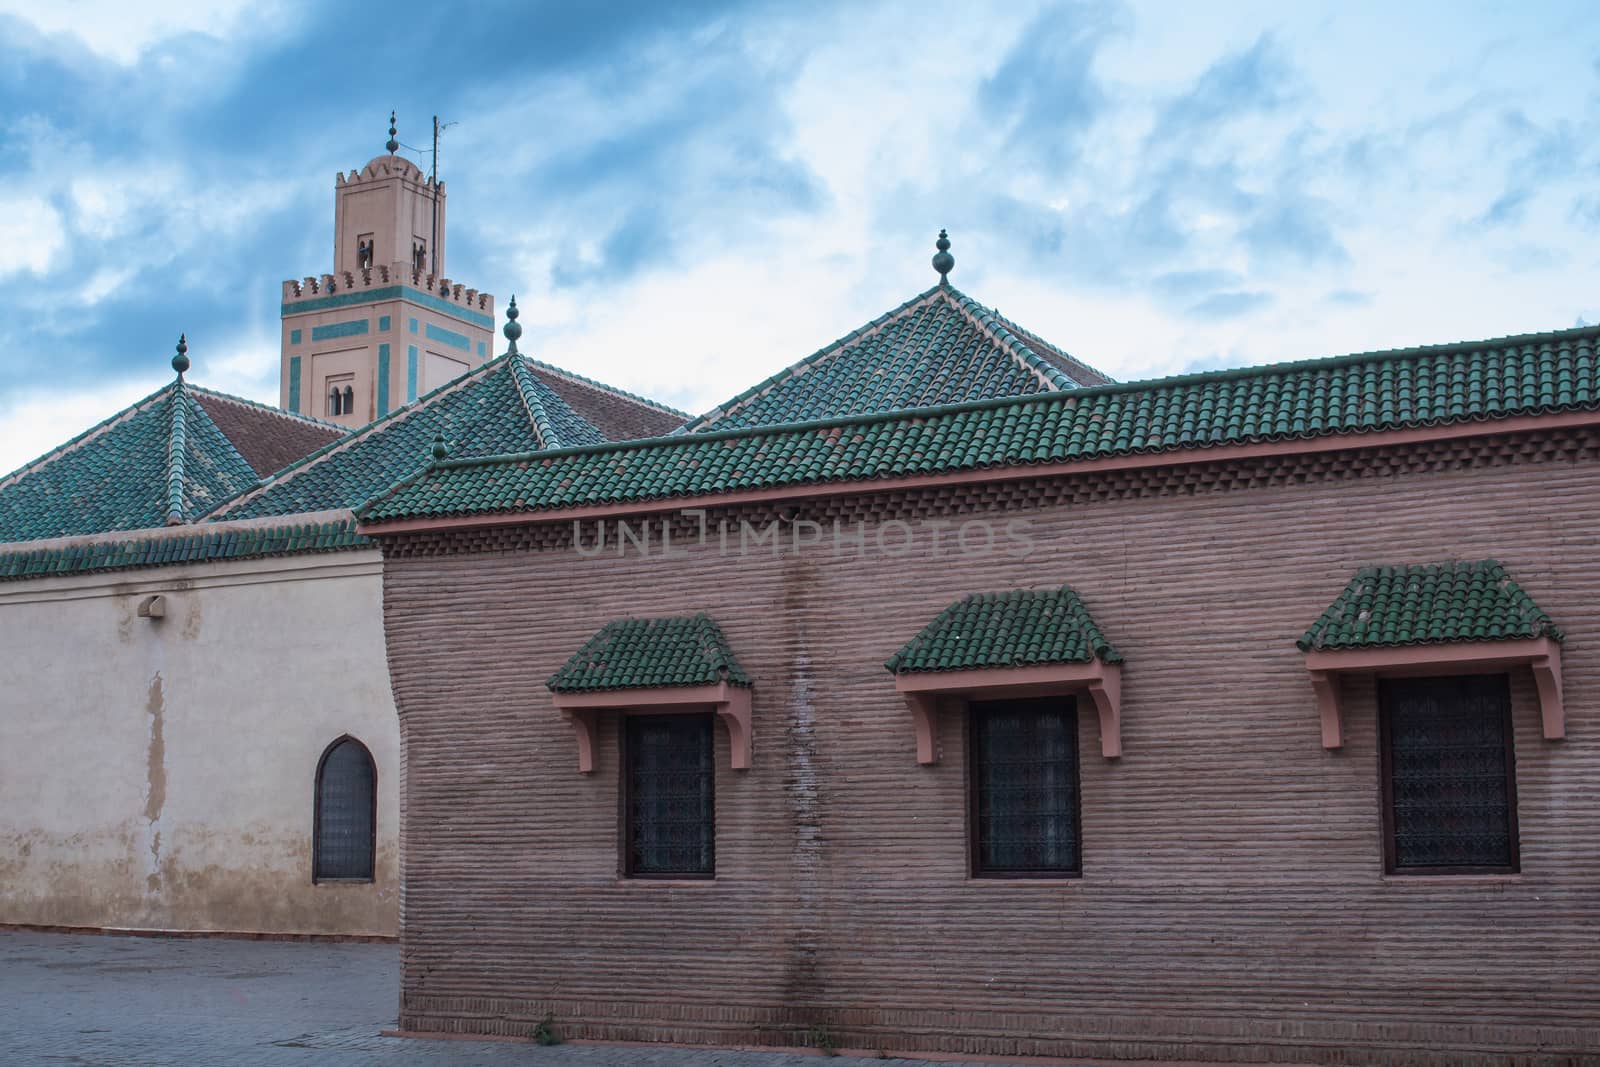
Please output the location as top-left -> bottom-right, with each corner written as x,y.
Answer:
281,262 -> 493,316
335,154 -> 441,193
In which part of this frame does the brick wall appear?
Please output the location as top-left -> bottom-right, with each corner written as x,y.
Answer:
380,430 -> 1600,1065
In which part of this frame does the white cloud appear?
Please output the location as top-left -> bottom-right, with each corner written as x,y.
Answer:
0,198 -> 67,278
0,0 -> 273,64
0,379 -> 164,477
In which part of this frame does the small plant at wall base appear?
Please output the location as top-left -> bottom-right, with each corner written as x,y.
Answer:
532,1013 -> 560,1046
804,1023 -> 837,1056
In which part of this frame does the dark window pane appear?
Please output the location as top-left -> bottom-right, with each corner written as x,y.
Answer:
1383,675 -> 1516,871
626,715 -> 714,877
972,699 -> 1080,875
315,738 -> 376,881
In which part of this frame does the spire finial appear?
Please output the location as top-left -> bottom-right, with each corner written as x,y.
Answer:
172,333 -> 190,378
431,432 -> 448,461
503,295 -> 523,356
932,229 -> 954,284
386,111 -> 399,154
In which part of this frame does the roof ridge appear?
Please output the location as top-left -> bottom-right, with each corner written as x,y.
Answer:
675,284 -> 948,434
505,355 -> 560,449
203,354 -> 510,521
983,304 -> 1115,385
0,382 -> 177,492
939,286 -> 1078,391
164,385 -> 191,525
523,356 -> 689,418
188,384 -> 347,431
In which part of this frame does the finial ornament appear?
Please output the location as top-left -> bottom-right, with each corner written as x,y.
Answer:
503,295 -> 523,356
431,432 -> 448,461
932,229 -> 954,284
172,333 -> 190,377
386,111 -> 399,154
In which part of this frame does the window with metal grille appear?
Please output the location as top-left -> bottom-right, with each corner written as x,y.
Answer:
314,736 -> 376,882
623,715 -> 714,878
969,698 -> 1081,877
1381,675 -> 1518,874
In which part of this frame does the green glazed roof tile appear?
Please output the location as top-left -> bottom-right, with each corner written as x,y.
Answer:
359,321 -> 1600,523
217,352 -> 608,520
676,284 -> 1111,434
547,614 -> 752,692
0,383 -> 261,541
886,586 -> 1122,673
0,518 -> 371,582
1297,560 -> 1563,652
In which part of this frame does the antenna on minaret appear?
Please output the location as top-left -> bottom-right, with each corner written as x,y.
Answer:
386,111 -> 398,155
429,115 -> 457,277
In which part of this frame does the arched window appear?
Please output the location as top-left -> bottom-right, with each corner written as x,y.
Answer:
342,385 -> 355,414
314,736 -> 376,882
328,388 -> 343,416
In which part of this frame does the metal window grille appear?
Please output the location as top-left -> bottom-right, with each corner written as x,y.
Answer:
1382,675 -> 1518,873
970,698 -> 1080,876
314,738 -> 376,882
624,715 -> 714,877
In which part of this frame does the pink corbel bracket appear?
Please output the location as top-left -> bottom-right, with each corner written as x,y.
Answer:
1308,671 -> 1343,749
551,682 -> 754,773
560,708 -> 600,773
895,661 -> 1125,764
1304,637 -> 1564,750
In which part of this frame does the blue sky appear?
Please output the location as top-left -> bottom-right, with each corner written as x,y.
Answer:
1,0 -> 1598,473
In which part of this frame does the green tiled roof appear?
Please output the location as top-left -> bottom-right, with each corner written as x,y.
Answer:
1297,560 -> 1563,652
525,356 -> 689,419
546,615 -> 752,692
676,285 -> 1109,434
886,586 -> 1122,674
217,352 -> 606,520
0,383 -> 261,541
0,519 -> 370,582
358,321 -> 1600,524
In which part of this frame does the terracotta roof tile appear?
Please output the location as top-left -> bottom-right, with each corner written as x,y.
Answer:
190,389 -> 345,477
525,359 -> 686,441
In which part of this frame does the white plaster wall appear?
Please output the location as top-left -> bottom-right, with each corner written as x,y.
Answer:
0,550 -> 399,935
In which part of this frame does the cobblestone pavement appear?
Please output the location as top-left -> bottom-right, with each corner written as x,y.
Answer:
0,931 -> 1020,1067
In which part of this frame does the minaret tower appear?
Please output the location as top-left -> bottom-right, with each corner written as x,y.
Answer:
279,114 -> 496,426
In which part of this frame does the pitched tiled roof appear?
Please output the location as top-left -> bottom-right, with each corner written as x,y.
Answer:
0,382 -> 264,541
525,358 -> 687,440
214,352 -> 608,520
357,321 -> 1600,524
1297,561 -> 1563,652
886,587 -> 1122,674
0,518 -> 369,582
190,388 -> 345,476
547,615 -> 752,692
676,284 -> 1109,434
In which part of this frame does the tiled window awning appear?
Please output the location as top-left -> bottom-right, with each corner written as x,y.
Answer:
886,586 -> 1125,762
547,615 -> 753,772
1299,561 -> 1565,748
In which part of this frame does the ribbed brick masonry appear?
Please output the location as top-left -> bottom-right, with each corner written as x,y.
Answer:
378,430 -> 1600,1065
